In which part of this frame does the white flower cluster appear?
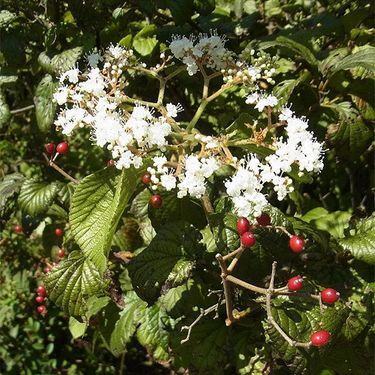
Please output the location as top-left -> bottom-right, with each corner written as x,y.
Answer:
169,32 -> 230,75
51,36 -> 324,220
246,92 -> 278,112
53,47 -> 173,170
225,104 -> 324,219
147,155 -> 221,199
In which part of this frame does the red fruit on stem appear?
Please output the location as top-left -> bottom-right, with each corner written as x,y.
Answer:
37,305 -> 47,314
310,330 -> 331,347
256,213 -> 271,226
321,288 -> 340,304
141,173 -> 151,184
13,224 -> 23,234
241,231 -> 256,248
289,235 -> 305,253
36,286 -> 46,297
150,194 -> 162,208
45,143 -> 55,154
236,217 -> 250,235
35,296 -> 45,304
43,266 -> 51,274
56,141 -> 69,154
55,228 -> 64,237
57,248 -> 65,258
107,159 -> 115,167
287,275 -> 304,291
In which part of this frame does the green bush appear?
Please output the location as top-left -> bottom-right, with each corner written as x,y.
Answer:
1,1 -> 374,374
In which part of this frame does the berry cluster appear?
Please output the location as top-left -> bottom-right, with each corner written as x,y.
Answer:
236,212 -> 272,248
44,141 -> 69,158
35,286 -> 47,315
233,213 -> 340,347
141,173 -> 163,209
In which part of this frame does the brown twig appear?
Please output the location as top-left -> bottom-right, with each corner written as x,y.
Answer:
215,254 -> 235,325
265,262 -> 311,348
43,153 -> 79,184
180,300 -> 225,344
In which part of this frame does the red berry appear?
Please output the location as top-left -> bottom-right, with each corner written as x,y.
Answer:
310,330 -> 331,347
287,275 -> 304,291
43,266 -> 51,274
236,217 -> 250,235
57,248 -> 65,258
150,194 -> 162,208
13,224 -> 23,234
141,173 -> 151,184
107,159 -> 115,167
45,143 -> 55,154
56,141 -> 69,154
36,286 -> 46,297
55,228 -> 64,237
35,296 -> 45,304
37,305 -> 47,314
241,231 -> 256,248
256,213 -> 271,226
321,288 -> 340,304
289,235 -> 305,253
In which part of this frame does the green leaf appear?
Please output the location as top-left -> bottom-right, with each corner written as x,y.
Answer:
302,208 -> 351,239
149,190 -> 206,230
172,319 -> 228,373
128,222 -> 202,303
133,37 -> 158,56
86,295 -> 111,320
330,119 -> 372,160
44,251 -> 105,316
337,214 -> 375,264
69,317 -> 87,339
136,304 -> 173,361
34,74 -> 58,133
265,299 -> 350,373
261,36 -> 318,67
319,48 -> 349,74
0,75 -> 17,86
0,91 -> 10,128
109,292 -> 147,356
38,47 -> 83,74
70,165 -> 147,272
273,75 -> 306,106
18,179 -> 60,216
0,173 -> 24,217
0,10 -> 17,28
331,46 -> 375,74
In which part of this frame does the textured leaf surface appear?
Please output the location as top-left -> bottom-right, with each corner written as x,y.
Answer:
136,304 -> 173,361
128,222 -> 202,303
0,173 -> 24,217
18,179 -> 60,216
38,47 -> 83,74
330,119 -> 372,160
331,46 -> 375,74
34,74 -> 58,133
44,251 -> 105,316
109,292 -> 147,356
338,214 -> 375,264
70,166 -> 147,272
265,299 -> 350,374
261,36 -> 318,66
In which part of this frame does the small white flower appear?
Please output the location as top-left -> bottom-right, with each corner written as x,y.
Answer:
160,174 -> 177,191
53,87 -> 69,105
166,103 -> 183,118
